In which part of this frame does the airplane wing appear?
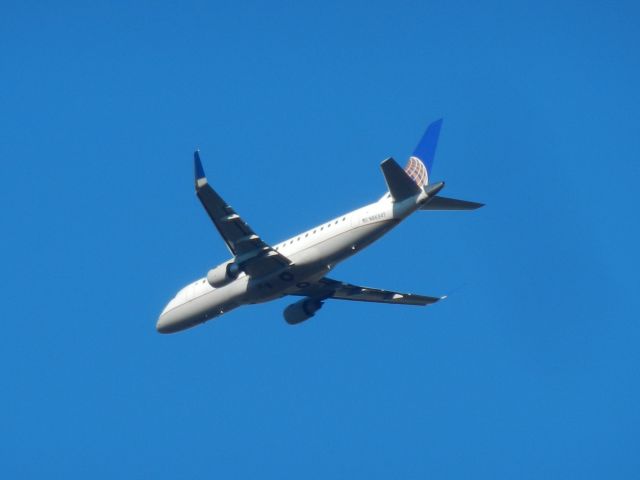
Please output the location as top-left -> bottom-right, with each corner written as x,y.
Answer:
290,277 -> 442,306
194,151 -> 292,277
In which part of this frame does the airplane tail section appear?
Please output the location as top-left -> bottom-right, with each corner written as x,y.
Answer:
405,118 -> 442,187
380,119 -> 483,211
380,119 -> 443,201
380,157 -> 422,201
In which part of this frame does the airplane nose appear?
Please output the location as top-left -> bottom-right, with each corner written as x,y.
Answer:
156,308 -> 182,334
157,295 -> 212,334
156,304 -> 195,334
157,297 -> 182,333
156,314 -> 172,334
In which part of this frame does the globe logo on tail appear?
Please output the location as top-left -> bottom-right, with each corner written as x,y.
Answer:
405,156 -> 428,187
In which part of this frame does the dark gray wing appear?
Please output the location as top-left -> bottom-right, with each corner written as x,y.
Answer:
194,151 -> 291,277
291,277 -> 442,306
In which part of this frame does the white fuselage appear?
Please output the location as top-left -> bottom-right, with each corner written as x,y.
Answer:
156,191 -> 426,333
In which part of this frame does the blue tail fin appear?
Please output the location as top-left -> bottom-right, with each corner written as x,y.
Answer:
405,119 -> 443,186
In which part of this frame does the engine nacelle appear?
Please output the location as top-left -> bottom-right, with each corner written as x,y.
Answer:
206,261 -> 241,288
283,298 -> 324,325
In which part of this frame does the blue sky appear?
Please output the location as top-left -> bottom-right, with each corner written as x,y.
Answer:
2,1 -> 639,478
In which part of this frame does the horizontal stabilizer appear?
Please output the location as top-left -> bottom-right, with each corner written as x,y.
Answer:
421,196 -> 484,210
381,157 -> 421,201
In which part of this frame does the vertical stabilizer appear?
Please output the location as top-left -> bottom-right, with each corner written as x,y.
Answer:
405,119 -> 443,186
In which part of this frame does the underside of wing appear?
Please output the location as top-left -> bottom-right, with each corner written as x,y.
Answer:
291,277 -> 442,306
194,151 -> 291,277
421,195 -> 484,210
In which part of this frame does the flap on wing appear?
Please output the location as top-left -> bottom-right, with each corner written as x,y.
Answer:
194,151 -> 291,276
291,277 -> 442,306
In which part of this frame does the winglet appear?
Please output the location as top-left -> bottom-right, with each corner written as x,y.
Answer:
194,150 -> 207,189
411,119 -> 443,182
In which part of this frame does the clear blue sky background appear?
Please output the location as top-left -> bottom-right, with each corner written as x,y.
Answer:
2,1 -> 639,478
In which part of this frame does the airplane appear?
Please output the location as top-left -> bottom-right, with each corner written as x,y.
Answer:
156,119 -> 483,334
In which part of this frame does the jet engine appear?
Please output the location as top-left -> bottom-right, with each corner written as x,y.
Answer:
283,298 -> 324,325
206,261 -> 241,288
